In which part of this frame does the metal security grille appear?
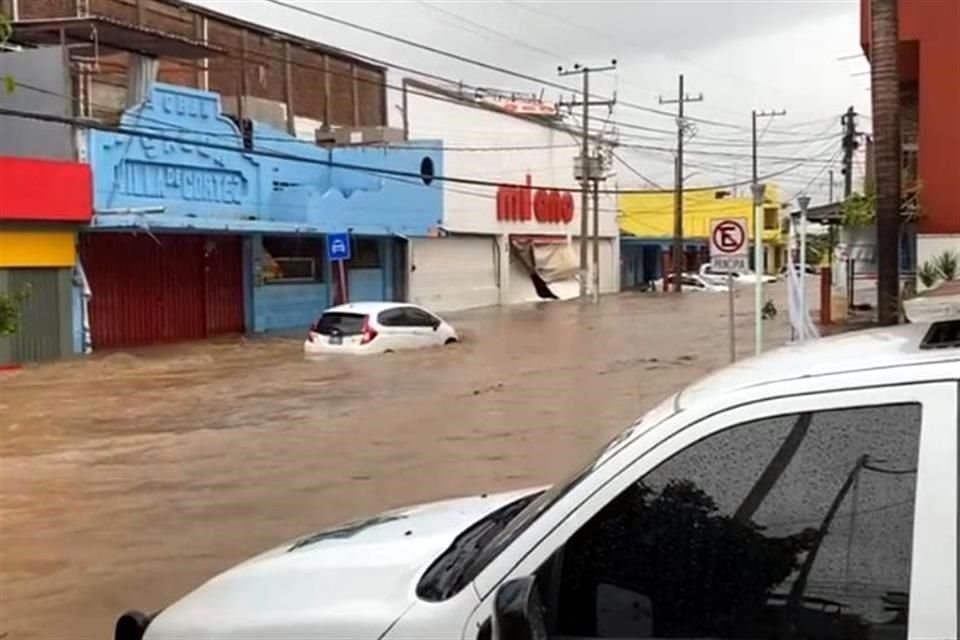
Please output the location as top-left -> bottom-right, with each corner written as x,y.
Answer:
0,268 -> 68,364
79,233 -> 244,349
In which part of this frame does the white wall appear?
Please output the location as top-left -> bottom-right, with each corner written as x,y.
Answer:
405,88 -> 619,239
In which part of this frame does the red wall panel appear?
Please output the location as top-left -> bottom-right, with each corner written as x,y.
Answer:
0,157 -> 93,223
860,0 -> 960,234
80,233 -> 244,349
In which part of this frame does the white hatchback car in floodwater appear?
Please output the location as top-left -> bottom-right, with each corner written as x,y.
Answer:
118,319 -> 959,640
303,302 -> 459,355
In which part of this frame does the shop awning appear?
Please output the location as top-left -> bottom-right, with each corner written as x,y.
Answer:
510,236 -> 579,283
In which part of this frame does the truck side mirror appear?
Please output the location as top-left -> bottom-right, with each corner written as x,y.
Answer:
494,576 -> 548,640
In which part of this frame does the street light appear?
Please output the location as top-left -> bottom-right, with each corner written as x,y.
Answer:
751,182 -> 767,355
797,195 -> 812,342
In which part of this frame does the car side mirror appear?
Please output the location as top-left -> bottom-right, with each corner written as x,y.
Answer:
494,577 -> 548,640
432,320 -> 441,331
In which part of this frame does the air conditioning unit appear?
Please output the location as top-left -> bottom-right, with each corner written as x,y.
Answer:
315,126 -> 405,146
221,96 -> 288,131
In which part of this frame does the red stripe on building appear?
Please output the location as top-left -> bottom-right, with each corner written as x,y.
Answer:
0,156 -> 93,223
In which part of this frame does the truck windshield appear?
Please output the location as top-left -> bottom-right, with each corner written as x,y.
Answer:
432,394 -> 680,599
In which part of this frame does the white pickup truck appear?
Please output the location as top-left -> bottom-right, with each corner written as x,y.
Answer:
117,319 -> 959,640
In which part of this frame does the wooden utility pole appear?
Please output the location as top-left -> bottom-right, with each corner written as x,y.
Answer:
559,62 -> 616,301
870,0 -> 902,325
841,106 -> 860,198
659,74 -> 703,292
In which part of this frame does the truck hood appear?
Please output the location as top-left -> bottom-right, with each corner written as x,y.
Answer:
144,487 -> 542,640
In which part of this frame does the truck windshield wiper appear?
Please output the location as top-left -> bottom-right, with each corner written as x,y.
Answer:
416,494 -> 538,601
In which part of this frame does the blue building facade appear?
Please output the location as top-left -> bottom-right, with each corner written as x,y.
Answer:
81,84 -> 443,345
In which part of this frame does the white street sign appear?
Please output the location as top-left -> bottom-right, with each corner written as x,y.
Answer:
710,218 -> 748,256
709,217 -> 750,366
712,255 -> 750,272
710,218 -> 749,271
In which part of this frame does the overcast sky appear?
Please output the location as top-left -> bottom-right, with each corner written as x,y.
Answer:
191,0 -> 872,205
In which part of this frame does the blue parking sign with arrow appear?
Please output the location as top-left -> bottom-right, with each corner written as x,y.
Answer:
327,232 -> 351,262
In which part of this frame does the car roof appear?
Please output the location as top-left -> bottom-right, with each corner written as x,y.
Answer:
322,301 -> 420,315
677,322 -> 960,410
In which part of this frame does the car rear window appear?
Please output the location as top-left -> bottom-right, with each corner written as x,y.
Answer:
312,312 -> 366,336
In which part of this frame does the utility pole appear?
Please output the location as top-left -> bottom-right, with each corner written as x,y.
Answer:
841,106 -> 859,198
659,74 -> 703,292
559,62 -> 617,301
752,108 -> 786,355
829,169 -> 835,203
592,177 -> 601,304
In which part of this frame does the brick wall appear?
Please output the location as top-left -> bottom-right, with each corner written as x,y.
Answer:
16,0 -> 77,18
16,0 -> 387,128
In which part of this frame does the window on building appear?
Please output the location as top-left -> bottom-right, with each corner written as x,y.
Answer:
764,207 -> 780,231
262,236 -> 325,284
536,403 -> 921,640
349,237 -> 381,269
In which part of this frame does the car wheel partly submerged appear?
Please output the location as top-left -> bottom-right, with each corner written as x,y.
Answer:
444,338 -> 458,345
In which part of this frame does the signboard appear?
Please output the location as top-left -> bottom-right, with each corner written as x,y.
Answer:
710,218 -> 749,272
496,174 -> 574,224
327,232 -> 352,262
479,96 -> 558,116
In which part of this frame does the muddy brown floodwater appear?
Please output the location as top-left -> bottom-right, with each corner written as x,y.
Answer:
0,288 -> 793,639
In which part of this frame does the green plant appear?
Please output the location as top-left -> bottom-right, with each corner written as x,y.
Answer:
1,11 -> 15,94
804,233 -> 831,266
841,182 -> 922,229
0,12 -> 11,43
0,287 -> 30,336
917,262 -> 940,289
916,250 -> 960,290
841,189 -> 876,228
932,250 -> 959,281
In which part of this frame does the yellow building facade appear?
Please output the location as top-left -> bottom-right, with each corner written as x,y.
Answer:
619,185 -> 786,277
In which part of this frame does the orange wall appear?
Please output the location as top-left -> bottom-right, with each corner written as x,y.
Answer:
860,0 -> 960,234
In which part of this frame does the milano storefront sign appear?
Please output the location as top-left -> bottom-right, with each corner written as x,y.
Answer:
496,175 -> 574,224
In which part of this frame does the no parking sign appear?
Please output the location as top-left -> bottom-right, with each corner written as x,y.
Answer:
710,218 -> 749,272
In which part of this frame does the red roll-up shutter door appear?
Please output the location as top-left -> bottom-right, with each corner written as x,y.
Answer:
80,234 -> 244,349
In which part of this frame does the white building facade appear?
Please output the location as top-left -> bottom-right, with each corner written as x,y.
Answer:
403,82 -> 619,312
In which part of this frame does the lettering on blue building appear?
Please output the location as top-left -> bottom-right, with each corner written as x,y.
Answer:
115,161 -> 245,204
160,92 -> 214,121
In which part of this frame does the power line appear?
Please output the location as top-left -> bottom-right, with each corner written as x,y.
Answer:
621,142 -> 844,165
76,2 -> 843,146
0,105 -> 805,196
260,0 -> 757,133
14,79 -> 840,180
612,150 -> 663,189
785,147 -> 844,202
63,5 -> 834,148
414,0 -> 562,60
506,0 -> 802,110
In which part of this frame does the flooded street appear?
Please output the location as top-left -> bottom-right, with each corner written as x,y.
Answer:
0,289 -> 793,639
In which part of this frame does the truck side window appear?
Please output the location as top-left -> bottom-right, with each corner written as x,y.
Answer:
536,403 -> 922,640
